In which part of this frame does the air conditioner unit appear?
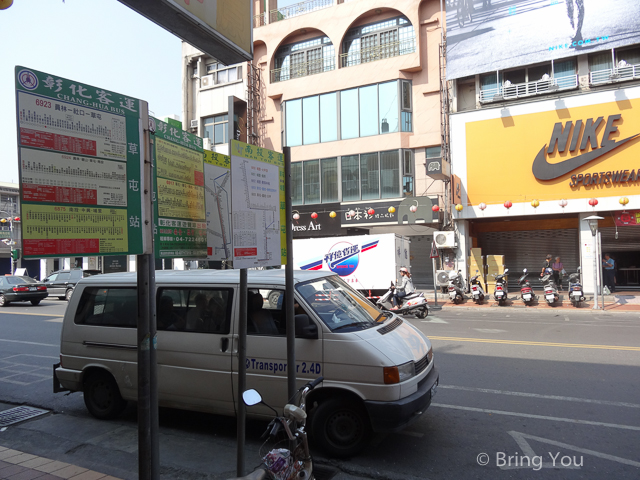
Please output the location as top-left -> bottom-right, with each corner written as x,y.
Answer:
203,137 -> 212,150
436,270 -> 450,286
434,231 -> 457,248
200,74 -> 213,88
190,119 -> 198,129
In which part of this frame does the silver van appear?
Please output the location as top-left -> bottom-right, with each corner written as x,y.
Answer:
54,269 -> 438,457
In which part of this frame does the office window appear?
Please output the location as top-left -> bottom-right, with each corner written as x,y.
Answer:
203,114 -> 229,145
321,157 -> 338,203
359,85 -> 379,137
341,155 -> 360,201
426,146 -> 441,159
380,150 -> 400,199
292,162 -> 302,205
341,88 -> 359,140
303,96 -> 320,145
286,99 -> 302,147
274,36 -> 335,82
379,81 -> 398,134
320,93 -> 338,142
401,111 -> 412,132
342,16 -> 415,67
360,153 -> 379,200
303,159 -> 320,204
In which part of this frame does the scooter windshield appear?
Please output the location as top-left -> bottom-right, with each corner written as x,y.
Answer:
296,276 -> 384,332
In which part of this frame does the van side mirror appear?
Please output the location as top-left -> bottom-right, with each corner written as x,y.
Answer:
243,389 -> 262,406
295,314 -> 318,339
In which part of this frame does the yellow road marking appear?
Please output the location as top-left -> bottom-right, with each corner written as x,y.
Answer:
0,311 -> 63,317
429,336 -> 640,351
45,317 -> 64,323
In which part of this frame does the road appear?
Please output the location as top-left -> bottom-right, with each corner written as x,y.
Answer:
0,300 -> 639,479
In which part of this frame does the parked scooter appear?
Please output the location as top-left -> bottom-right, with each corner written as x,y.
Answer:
492,269 -> 509,305
448,270 -> 465,304
567,267 -> 585,307
469,270 -> 485,304
518,268 -> 536,306
377,282 -> 429,318
231,377 -> 324,480
541,267 -> 559,305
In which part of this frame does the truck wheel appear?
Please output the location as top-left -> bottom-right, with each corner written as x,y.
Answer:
415,307 -> 428,319
311,398 -> 370,458
65,288 -> 74,301
83,371 -> 127,420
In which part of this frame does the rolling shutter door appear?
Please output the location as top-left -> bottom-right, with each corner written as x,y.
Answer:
600,227 -> 640,251
409,235 -> 434,289
478,228 -> 579,288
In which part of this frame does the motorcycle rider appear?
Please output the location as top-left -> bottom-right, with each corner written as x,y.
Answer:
391,267 -> 415,309
541,254 -> 552,278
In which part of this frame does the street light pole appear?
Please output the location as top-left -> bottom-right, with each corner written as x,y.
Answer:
584,216 -> 604,310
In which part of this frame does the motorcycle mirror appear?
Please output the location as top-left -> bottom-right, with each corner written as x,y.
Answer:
476,269 -> 479,273
243,389 -> 262,406
504,268 -> 509,274
523,268 -> 527,273
577,266 -> 581,273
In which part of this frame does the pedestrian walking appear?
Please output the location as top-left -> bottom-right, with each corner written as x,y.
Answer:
552,256 -> 564,291
602,253 -> 616,293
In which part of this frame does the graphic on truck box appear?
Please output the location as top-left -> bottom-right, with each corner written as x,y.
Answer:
300,239 -> 378,277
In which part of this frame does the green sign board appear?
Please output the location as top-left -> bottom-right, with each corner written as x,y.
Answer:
152,117 -> 207,258
15,66 -> 147,258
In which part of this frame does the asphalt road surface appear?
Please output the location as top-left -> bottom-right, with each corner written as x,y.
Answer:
0,300 -> 639,479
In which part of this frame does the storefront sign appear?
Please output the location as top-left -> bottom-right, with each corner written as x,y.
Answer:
292,203 -> 343,238
104,255 -> 128,274
614,210 -> 640,226
340,200 -> 400,227
15,66 -> 146,258
152,117 -> 207,258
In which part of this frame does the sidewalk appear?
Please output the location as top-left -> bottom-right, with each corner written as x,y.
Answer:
0,446 -> 120,480
420,290 -> 640,312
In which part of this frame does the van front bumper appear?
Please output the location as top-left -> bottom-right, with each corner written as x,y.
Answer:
364,365 -> 439,433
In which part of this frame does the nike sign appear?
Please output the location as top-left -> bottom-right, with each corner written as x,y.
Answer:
532,134 -> 639,181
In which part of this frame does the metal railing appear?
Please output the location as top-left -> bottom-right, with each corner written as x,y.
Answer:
479,75 -> 578,103
271,56 -> 336,83
255,0 -> 334,27
590,64 -> 640,85
253,12 -> 267,28
340,37 -> 416,68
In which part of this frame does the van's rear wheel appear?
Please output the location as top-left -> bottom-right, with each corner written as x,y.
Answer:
311,398 -> 370,458
83,371 -> 127,420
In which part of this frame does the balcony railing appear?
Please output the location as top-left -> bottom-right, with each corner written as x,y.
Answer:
271,56 -> 336,83
255,0 -> 334,27
590,64 -> 640,85
479,75 -> 578,103
340,37 -> 416,68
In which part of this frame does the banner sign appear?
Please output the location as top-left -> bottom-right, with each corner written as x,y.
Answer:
230,140 -> 286,268
292,203 -> 343,238
614,210 -> 640,227
152,117 -> 207,258
204,150 -> 233,261
15,66 -> 146,258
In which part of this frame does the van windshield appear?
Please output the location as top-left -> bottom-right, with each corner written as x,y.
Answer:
296,276 -> 386,332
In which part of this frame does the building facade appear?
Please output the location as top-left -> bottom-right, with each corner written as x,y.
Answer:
183,0 -> 448,287
446,0 -> 640,293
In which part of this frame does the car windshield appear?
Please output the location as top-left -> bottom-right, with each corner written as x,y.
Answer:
5,276 -> 37,284
296,276 -> 386,332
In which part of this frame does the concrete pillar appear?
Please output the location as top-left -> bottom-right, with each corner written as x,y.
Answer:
454,219 -> 470,287
579,212 -> 597,294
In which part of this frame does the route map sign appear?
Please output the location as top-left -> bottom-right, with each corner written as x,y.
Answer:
15,66 -> 147,258
230,140 -> 286,268
204,150 -> 232,261
152,117 -> 207,258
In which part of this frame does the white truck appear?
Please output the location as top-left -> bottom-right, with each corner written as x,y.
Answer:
292,233 -> 411,299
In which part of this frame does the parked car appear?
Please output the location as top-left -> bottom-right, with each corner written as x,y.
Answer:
0,275 -> 48,306
42,269 -> 101,301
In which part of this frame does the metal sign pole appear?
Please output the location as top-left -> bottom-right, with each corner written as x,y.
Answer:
284,146 -> 296,400
236,268 -> 248,477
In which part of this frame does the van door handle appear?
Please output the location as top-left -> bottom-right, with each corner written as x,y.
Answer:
221,337 -> 229,352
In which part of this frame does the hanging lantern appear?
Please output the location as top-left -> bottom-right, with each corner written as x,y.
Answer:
432,205 -> 440,212
504,201 -> 512,209
531,199 -> 539,208
388,206 -> 396,213
292,212 -> 300,220
559,199 -> 568,208
478,203 -> 487,211
348,209 -> 356,217
588,198 -> 598,207
410,205 -> 418,213
310,212 -> 318,219
329,211 -> 337,218
367,208 -> 375,216
619,197 -> 629,206
0,0 -> 14,11
455,204 -> 463,212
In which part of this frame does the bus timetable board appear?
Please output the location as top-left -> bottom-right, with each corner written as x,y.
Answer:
15,66 -> 147,258
152,117 -> 207,258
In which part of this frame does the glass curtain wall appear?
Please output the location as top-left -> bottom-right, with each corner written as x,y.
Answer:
320,93 -> 338,142
303,159 -> 320,204
292,162 -> 303,205
286,99 -> 302,146
321,157 -> 338,203
341,155 -> 360,201
360,153 -> 379,200
341,88 -> 359,140
359,85 -> 378,137
380,150 -> 400,198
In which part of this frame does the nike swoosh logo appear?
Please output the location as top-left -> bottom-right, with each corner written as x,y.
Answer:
532,134 -> 640,181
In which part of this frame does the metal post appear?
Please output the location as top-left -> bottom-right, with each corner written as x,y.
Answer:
137,254 -> 152,480
148,218 -> 159,480
592,233 -> 599,310
284,146 -> 296,400
598,231 -> 604,309
236,268 -> 248,477
432,257 -> 438,307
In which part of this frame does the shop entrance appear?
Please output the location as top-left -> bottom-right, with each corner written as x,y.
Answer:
600,226 -> 640,290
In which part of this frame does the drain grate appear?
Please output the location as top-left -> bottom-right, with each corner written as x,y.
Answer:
0,406 -> 49,427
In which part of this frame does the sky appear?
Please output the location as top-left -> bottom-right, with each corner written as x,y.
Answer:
0,0 -> 183,184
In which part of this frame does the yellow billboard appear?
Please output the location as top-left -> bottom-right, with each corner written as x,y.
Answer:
466,98 -> 640,205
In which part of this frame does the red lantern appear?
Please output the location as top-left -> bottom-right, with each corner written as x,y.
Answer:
504,201 -> 512,209
311,212 -> 318,219
589,198 -> 598,207
432,205 -> 440,212
367,208 -> 375,216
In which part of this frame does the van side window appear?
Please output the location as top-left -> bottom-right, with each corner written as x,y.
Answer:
57,272 -> 71,282
157,288 -> 232,334
74,288 -> 138,328
248,289 -> 285,336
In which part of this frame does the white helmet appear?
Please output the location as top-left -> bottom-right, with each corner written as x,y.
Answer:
400,267 -> 408,274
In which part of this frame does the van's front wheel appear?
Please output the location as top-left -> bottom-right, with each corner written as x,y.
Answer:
83,371 -> 127,420
311,398 -> 370,458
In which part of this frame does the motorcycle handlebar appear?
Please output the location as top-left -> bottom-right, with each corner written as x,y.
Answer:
307,376 -> 324,390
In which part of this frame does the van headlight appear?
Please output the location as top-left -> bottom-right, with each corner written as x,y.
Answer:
383,361 -> 415,384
